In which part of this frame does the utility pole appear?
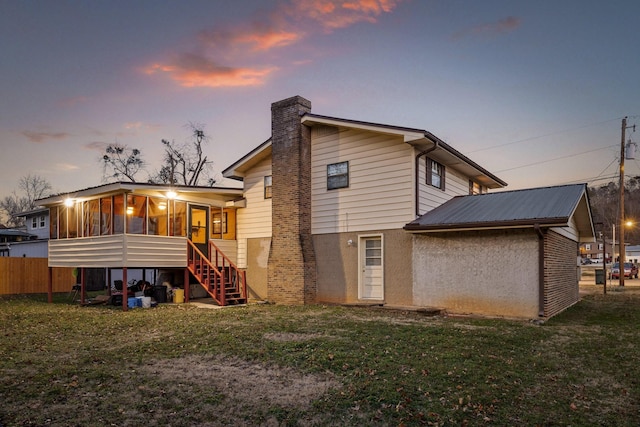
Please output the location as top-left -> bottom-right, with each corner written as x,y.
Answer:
619,116 -> 637,287
619,117 -> 626,287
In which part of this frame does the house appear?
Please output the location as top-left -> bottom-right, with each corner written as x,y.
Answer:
7,208 -> 50,257
38,95 -> 595,319
0,226 -> 36,257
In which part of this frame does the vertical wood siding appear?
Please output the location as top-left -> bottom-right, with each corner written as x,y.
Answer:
543,230 -> 580,317
311,127 -> 415,234
0,258 -> 74,294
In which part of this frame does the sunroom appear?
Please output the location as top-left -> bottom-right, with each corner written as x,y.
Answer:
37,182 -> 247,309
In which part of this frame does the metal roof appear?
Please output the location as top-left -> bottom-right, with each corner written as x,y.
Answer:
405,184 -> 591,232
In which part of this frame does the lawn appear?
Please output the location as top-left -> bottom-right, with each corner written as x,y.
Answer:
1,288 -> 639,426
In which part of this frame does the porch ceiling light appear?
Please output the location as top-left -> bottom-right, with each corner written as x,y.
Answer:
126,206 -> 134,215
166,190 -> 177,199
64,198 -> 74,207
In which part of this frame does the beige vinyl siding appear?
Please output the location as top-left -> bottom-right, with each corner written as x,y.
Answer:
311,127 -> 414,234
48,235 -> 187,268
210,239 -> 238,264
417,155 -> 473,215
551,216 -> 580,242
236,157 -> 272,267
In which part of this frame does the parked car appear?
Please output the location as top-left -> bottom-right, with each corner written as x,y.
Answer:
581,258 -> 593,265
610,262 -> 639,279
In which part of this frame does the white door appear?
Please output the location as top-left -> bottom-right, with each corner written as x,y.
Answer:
360,235 -> 383,300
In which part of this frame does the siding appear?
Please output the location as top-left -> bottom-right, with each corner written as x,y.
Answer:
236,156 -> 273,267
48,235 -> 187,268
417,156 -> 473,214
211,239 -> 237,264
311,127 -> 415,234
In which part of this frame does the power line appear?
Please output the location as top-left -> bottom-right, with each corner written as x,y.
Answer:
494,145 -> 616,173
468,117 -> 622,154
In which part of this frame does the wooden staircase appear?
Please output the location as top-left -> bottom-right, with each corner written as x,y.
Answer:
186,240 -> 247,306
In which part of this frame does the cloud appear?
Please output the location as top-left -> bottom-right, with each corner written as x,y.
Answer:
55,163 -> 80,171
21,131 -> 70,143
145,0 -> 402,88
145,53 -> 277,88
84,141 -> 107,152
451,16 -> 521,41
294,0 -> 401,30
57,96 -> 88,108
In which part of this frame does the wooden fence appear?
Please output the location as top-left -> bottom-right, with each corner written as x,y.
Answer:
0,258 -> 75,295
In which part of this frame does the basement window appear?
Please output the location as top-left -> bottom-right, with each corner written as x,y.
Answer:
327,161 -> 349,190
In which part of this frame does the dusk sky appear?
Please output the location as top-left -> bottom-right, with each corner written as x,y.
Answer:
2,1 -> 639,200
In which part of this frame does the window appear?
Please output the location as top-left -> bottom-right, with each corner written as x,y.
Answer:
126,194 -> 147,234
212,211 -> 227,236
469,180 -> 484,195
427,158 -> 445,190
32,217 -> 37,229
49,207 -> 58,239
148,197 -> 168,236
264,176 -> 272,199
598,243 -> 604,250
100,197 -> 112,235
585,244 -> 591,250
327,161 -> 349,190
39,215 -> 45,228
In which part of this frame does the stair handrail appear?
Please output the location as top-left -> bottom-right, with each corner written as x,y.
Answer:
209,240 -> 248,302
187,240 -> 225,305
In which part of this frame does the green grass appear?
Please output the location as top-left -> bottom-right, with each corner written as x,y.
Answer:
1,290 -> 639,426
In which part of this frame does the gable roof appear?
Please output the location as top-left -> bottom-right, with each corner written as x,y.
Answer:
223,111 -> 507,189
404,184 -> 595,239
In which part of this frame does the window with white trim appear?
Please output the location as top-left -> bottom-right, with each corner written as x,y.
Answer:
264,175 -> 272,199
427,158 -> 445,190
327,161 -> 349,190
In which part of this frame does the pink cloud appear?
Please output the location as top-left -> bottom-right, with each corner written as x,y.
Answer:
21,131 -> 69,143
145,0 -> 402,88
452,16 -> 522,40
145,53 -> 277,88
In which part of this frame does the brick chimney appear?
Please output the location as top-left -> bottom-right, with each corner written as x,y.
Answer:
267,96 -> 316,304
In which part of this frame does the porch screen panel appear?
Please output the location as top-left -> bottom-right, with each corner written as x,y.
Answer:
126,194 -> 147,234
113,195 -> 124,234
148,197 -> 168,236
59,206 -> 68,239
171,201 -> 187,237
84,199 -> 100,237
49,206 -> 58,239
67,203 -> 78,238
100,197 -> 112,235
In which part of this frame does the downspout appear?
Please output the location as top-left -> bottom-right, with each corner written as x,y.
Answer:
534,224 -> 545,317
415,140 -> 439,217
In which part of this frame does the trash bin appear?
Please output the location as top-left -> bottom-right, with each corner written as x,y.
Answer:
595,269 -> 605,285
153,285 -> 167,303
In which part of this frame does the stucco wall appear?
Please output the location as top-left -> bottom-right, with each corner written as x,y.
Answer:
412,229 -> 540,318
314,229 -> 413,305
245,237 -> 270,301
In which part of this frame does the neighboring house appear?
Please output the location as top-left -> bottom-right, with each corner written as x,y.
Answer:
37,95 -> 595,319
0,227 -> 35,257
9,208 -> 50,257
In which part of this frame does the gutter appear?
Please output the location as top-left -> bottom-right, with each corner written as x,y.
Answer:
534,223 -> 545,317
415,139 -> 438,217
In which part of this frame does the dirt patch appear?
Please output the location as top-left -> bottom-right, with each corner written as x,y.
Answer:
140,355 -> 341,410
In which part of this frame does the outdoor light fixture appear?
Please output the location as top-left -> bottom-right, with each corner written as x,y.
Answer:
166,190 -> 177,199
126,206 -> 134,215
64,198 -> 74,207
158,202 -> 167,210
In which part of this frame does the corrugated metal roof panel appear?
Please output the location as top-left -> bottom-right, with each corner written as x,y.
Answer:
406,184 -> 587,230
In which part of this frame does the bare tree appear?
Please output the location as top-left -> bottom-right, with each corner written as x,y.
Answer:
151,122 -> 216,186
101,144 -> 144,182
0,174 -> 52,227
